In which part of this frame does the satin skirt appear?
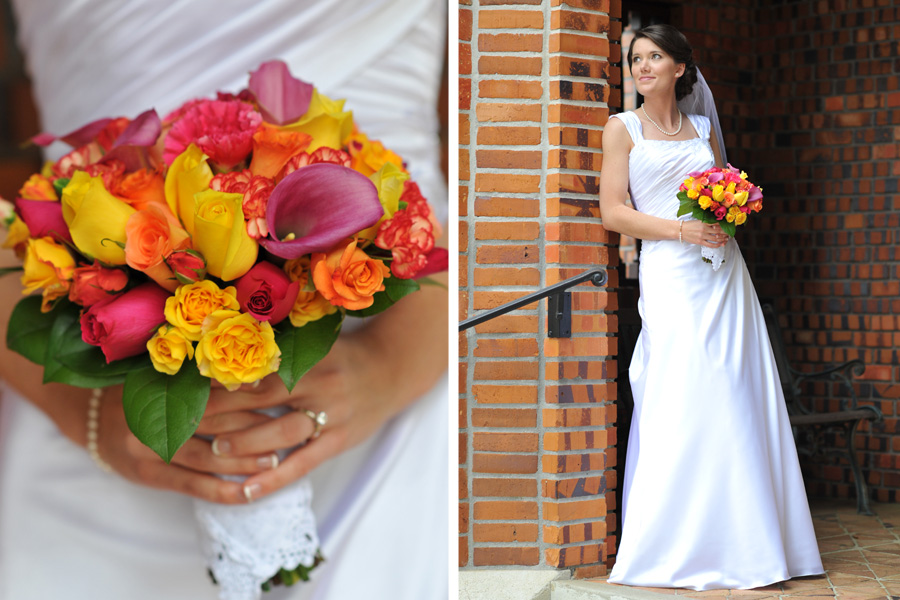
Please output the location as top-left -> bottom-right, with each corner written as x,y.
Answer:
0,375 -> 448,600
607,239 -> 824,590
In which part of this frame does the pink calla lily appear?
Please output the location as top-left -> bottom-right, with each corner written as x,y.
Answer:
248,60 -> 314,125
15,198 -> 73,244
31,117 -> 114,148
102,109 -> 162,171
259,163 -> 383,259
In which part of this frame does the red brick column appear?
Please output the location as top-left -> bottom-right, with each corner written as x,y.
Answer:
460,0 -> 621,576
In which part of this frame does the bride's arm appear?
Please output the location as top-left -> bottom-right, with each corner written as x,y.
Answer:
598,117 -> 727,248
0,247 -> 272,504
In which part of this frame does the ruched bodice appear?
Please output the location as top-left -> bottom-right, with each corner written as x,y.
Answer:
611,111 -> 714,219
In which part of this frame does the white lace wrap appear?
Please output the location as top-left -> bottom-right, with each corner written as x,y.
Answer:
194,478 -> 320,600
701,245 -> 726,270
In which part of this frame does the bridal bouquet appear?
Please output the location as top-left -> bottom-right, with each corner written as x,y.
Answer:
676,164 -> 763,268
0,60 -> 445,599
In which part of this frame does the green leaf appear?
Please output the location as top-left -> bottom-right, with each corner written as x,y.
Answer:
53,177 -> 71,197
676,191 -> 689,203
0,266 -> 22,276
42,303 -> 123,388
345,277 -> 420,318
720,221 -> 737,237
122,365 -> 210,463
276,312 -> 343,392
676,203 -> 693,218
6,295 -> 54,365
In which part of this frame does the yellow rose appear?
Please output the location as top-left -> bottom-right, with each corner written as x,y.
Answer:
688,189 -> 700,200
281,89 -> 353,152
735,211 -> 748,225
21,236 -> 75,312
2,215 -> 31,254
725,182 -> 736,194
147,325 -> 195,375
712,184 -> 725,203
698,195 -> 711,209
356,162 -> 409,241
734,191 -> 749,206
61,172 -> 136,265
195,310 -> 281,391
192,190 -> 258,281
164,144 -> 213,235
165,280 -> 240,342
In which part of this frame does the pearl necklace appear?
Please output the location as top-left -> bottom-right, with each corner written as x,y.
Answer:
641,104 -> 683,136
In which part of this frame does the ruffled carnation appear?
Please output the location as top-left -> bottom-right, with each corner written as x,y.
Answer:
210,170 -> 274,239
163,100 -> 262,169
279,147 -> 351,180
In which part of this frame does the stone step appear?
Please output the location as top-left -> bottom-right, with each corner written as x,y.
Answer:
551,581 -> 680,600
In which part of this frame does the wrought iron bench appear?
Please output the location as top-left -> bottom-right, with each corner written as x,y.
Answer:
762,304 -> 882,515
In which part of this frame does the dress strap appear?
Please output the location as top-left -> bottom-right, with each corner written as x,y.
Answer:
687,113 -> 711,141
609,111 -> 643,146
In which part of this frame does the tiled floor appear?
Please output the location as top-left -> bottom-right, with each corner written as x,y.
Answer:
597,500 -> 900,599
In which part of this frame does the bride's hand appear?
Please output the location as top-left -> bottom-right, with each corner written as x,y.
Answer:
94,386 -> 278,504
198,333 -> 398,502
199,271 -> 448,503
681,221 -> 729,248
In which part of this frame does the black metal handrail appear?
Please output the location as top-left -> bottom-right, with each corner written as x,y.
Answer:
459,268 -> 608,337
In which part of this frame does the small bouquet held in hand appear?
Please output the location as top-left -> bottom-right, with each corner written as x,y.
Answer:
0,60 -> 445,599
676,164 -> 763,268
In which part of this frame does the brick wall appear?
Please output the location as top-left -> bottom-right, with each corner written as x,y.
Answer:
674,0 -> 900,502
460,0 -> 621,576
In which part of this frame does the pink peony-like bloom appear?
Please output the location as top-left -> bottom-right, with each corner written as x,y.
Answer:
80,282 -> 170,363
163,100 -> 262,169
235,261 -> 299,324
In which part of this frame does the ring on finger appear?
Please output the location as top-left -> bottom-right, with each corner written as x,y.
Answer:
299,409 -> 328,440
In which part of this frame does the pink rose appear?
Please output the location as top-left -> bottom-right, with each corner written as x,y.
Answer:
80,283 -> 170,363
714,206 -> 728,220
14,198 -> 73,245
235,261 -> 299,324
69,261 -> 129,308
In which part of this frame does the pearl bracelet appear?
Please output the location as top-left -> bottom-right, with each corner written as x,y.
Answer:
86,388 -> 113,473
679,220 -> 684,244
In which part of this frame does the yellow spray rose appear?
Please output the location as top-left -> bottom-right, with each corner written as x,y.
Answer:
726,206 -> 743,223
195,310 -> 281,391
61,172 -> 136,264
698,195 -> 712,210
734,211 -> 748,225
281,89 -> 353,152
192,190 -> 258,281
21,236 -> 75,312
734,191 -> 749,206
165,279 -> 240,341
147,325 -> 195,375
164,143 -> 213,235
687,189 -> 700,200
284,256 -> 337,327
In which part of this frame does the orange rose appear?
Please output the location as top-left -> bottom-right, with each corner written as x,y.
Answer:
311,238 -> 389,310
18,174 -> 58,201
284,257 -> 338,327
115,168 -> 167,210
346,131 -> 404,177
124,203 -> 191,291
249,122 -> 311,179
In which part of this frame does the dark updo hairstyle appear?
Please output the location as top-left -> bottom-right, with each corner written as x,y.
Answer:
627,24 -> 698,101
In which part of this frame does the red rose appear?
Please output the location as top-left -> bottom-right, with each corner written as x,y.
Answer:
165,249 -> 207,285
235,261 -> 299,324
80,282 -> 170,363
69,261 -> 129,308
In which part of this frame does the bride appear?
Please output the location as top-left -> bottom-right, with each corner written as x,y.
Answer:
0,1 -> 448,599
599,24 -> 824,590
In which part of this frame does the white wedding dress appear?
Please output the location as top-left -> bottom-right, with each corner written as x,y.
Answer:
606,111 -> 824,590
0,1 -> 448,599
